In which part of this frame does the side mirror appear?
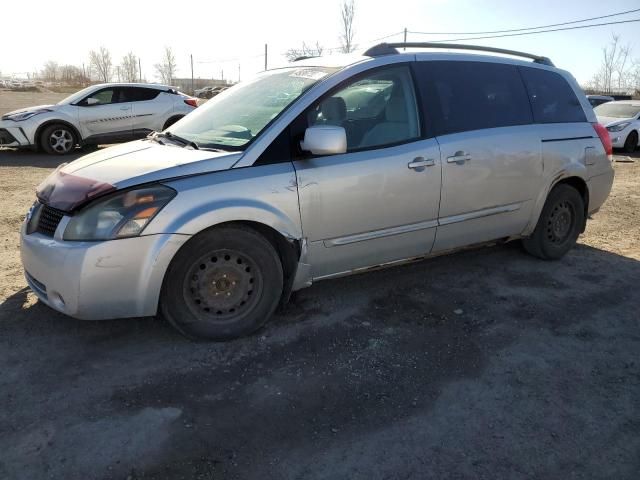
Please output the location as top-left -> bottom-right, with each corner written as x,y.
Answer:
85,97 -> 100,106
300,125 -> 347,156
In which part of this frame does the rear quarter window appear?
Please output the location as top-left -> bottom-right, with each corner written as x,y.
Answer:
415,61 -> 533,136
519,67 -> 586,123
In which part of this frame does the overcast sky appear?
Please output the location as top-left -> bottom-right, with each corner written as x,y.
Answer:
2,0 -> 638,85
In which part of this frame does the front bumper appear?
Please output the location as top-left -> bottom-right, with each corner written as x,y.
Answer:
20,223 -> 190,320
608,128 -> 633,148
0,121 -> 33,147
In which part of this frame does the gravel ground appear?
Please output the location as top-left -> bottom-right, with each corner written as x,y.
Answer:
0,90 -> 639,479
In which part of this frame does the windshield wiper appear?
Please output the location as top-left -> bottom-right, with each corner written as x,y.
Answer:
155,131 -> 199,150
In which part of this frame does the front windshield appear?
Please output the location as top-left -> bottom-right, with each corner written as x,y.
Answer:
170,66 -> 338,149
57,86 -> 98,105
594,103 -> 640,119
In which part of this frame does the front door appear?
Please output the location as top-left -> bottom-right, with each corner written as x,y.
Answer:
293,64 -> 442,279
77,87 -> 133,143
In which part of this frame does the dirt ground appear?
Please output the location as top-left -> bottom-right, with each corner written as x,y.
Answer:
0,90 -> 69,115
1,90 -> 639,479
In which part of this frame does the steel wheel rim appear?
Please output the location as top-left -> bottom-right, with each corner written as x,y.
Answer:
49,129 -> 73,153
182,249 -> 263,323
546,200 -> 575,245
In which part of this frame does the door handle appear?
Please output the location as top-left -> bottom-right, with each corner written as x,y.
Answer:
408,157 -> 435,170
447,151 -> 471,164
120,106 -> 131,110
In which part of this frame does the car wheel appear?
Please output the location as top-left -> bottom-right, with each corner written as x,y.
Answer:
162,116 -> 183,130
623,131 -> 638,154
160,225 -> 284,340
522,184 -> 585,260
40,124 -> 76,155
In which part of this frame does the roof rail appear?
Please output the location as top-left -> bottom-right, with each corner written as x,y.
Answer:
363,42 -> 554,66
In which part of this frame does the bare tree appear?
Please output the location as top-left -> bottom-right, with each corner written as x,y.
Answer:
339,0 -> 356,53
121,52 -> 139,83
154,47 -> 177,85
285,41 -> 325,62
59,65 -> 85,85
588,34 -> 638,93
42,61 -> 59,82
615,43 -> 632,89
89,46 -> 113,83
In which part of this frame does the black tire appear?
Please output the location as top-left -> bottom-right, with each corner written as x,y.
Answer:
623,131 -> 638,154
160,225 -> 283,340
162,116 -> 183,130
40,123 -> 76,155
522,184 -> 585,260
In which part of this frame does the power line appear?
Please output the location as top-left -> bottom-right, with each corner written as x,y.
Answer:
426,18 -> 640,43
408,7 -> 640,35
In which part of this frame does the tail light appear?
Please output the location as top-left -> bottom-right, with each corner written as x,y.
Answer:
592,122 -> 612,161
184,98 -> 198,108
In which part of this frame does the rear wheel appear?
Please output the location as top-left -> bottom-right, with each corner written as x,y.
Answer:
162,116 -> 183,130
623,131 -> 638,154
160,225 -> 283,340
40,124 -> 76,155
522,184 -> 584,260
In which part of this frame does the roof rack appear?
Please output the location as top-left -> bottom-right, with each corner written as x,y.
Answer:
363,42 -> 554,66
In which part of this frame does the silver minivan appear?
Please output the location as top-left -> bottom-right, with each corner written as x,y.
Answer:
21,43 -> 614,340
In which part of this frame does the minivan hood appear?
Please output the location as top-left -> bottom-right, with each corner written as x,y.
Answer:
597,115 -> 634,127
38,140 -> 242,211
62,139 -> 242,188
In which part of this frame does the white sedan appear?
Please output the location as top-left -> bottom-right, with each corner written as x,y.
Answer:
0,83 -> 197,154
595,100 -> 640,154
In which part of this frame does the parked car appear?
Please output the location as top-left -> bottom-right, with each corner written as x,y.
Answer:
195,86 -> 227,99
587,95 -> 614,108
0,83 -> 197,154
594,100 -> 640,153
21,43 -> 614,340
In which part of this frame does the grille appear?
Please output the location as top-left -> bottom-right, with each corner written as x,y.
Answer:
36,205 -> 65,237
0,128 -> 17,145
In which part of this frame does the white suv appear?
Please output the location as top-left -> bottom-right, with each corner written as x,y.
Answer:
0,83 -> 197,154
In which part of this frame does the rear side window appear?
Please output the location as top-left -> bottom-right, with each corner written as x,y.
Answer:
121,87 -> 161,102
519,68 -> 586,123
415,61 -> 532,136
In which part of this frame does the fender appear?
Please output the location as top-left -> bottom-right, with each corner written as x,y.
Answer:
522,164 -> 589,236
144,163 -> 304,242
158,198 -> 303,240
34,118 -> 83,145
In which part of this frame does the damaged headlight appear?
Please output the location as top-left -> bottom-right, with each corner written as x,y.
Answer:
63,185 -> 176,241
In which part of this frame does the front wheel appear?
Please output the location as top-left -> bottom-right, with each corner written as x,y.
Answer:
623,131 -> 638,154
40,124 -> 76,155
522,184 -> 585,260
160,225 -> 283,340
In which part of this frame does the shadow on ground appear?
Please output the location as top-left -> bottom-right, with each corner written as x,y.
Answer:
1,241 -> 639,479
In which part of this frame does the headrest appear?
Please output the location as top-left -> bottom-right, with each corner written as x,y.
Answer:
321,97 -> 347,123
386,95 -> 406,122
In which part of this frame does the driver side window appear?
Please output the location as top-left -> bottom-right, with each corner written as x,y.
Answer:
307,65 -> 420,151
84,88 -> 117,105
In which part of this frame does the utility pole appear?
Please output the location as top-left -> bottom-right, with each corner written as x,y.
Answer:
221,69 -> 224,82
116,66 -> 121,82
238,64 -> 241,83
264,43 -> 268,71
403,27 -> 407,50
82,63 -> 86,86
190,54 -> 194,95
138,57 -> 142,82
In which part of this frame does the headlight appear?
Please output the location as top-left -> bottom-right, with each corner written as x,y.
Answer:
3,109 -> 51,122
607,122 -> 630,132
63,185 -> 176,241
